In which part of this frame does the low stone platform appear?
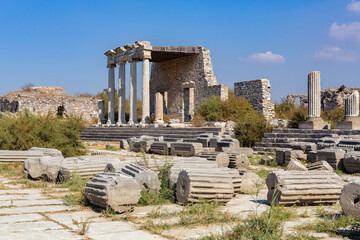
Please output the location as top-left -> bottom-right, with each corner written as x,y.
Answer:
254,128 -> 360,153
80,126 -> 223,143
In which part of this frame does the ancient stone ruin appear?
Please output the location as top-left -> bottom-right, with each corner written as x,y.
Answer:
0,86 -> 98,122
102,41 -> 228,125
234,79 -> 275,121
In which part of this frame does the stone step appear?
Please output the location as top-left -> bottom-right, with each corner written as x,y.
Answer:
80,126 -> 223,143
264,133 -> 336,138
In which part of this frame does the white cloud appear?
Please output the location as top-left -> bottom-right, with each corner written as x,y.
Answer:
347,0 -> 360,12
247,51 -> 285,64
329,22 -> 360,43
314,46 -> 357,62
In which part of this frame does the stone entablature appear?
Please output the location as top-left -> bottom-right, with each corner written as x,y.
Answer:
0,88 -> 98,123
234,79 -> 275,121
104,41 -> 228,125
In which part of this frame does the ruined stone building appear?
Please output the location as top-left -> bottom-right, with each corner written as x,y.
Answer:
103,41 -> 228,125
0,87 -> 98,122
234,79 -> 275,121
287,85 -> 360,109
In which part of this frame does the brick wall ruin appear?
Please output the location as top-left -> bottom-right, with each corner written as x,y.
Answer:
150,47 -> 228,120
234,79 -> 275,121
0,87 -> 98,123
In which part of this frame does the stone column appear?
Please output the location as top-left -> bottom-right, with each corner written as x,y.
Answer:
299,71 -> 329,129
141,58 -> 150,124
97,100 -> 105,125
336,91 -> 360,129
154,92 -> 164,124
117,62 -> 126,125
128,61 -> 138,125
106,64 -> 116,125
308,71 -> 321,118
345,91 -> 359,117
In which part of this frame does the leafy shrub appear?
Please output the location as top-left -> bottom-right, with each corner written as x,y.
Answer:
274,99 -> 308,128
321,106 -> 345,129
196,91 -> 272,147
0,110 -> 86,157
196,95 -> 223,121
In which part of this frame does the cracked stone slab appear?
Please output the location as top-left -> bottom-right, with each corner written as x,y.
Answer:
0,194 -> 48,201
0,229 -> 82,240
89,230 -> 166,240
0,205 -> 75,215
0,220 -> 63,232
0,189 -> 43,195
0,199 -> 65,207
0,213 -> 44,224
46,211 -> 103,229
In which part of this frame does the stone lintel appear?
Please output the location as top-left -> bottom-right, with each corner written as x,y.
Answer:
182,81 -> 195,89
299,117 -> 329,130
335,116 -> 360,130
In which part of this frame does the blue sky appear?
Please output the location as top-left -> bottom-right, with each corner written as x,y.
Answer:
0,0 -> 359,101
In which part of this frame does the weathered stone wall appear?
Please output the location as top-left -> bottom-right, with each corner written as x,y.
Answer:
0,88 -> 98,123
150,47 -> 228,120
234,79 -> 275,121
286,85 -> 360,109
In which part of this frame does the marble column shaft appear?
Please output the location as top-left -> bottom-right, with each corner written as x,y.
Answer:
128,61 -> 138,124
117,62 -> 126,124
345,91 -> 359,117
107,64 -> 116,124
308,71 -> 321,118
141,58 -> 150,123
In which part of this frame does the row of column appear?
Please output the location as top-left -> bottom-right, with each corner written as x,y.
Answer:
106,59 -> 150,125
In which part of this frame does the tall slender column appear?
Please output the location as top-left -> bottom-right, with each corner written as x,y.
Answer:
345,91 -> 359,117
106,64 -> 116,124
141,58 -> 150,124
308,71 -> 321,118
154,92 -> 164,124
117,62 -> 126,125
128,61 -> 138,125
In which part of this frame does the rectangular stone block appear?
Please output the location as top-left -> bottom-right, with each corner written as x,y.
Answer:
275,148 -> 291,166
317,149 -> 345,170
150,142 -> 171,155
170,142 -> 203,156
284,149 -> 306,166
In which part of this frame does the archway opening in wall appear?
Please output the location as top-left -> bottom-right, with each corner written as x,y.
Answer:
57,105 -> 65,118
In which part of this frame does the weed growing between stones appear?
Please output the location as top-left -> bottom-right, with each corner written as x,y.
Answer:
71,216 -> 93,235
138,157 -> 175,206
141,201 -> 240,235
254,169 -> 272,180
0,163 -> 23,178
297,208 -> 360,238
58,171 -> 89,206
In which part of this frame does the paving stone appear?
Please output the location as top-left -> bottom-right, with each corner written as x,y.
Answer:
89,230 -> 166,240
0,229 -> 82,240
0,199 -> 65,207
0,194 -> 48,201
0,220 -> 63,232
46,211 -> 102,229
0,213 -> 44,224
0,205 -> 74,215
0,189 -> 43,195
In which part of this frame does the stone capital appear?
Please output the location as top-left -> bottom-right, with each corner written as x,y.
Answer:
104,50 -> 116,56
107,63 -> 116,68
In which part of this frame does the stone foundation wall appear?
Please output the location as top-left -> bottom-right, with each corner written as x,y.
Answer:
0,88 -> 98,123
234,79 -> 275,121
150,47 -> 228,120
